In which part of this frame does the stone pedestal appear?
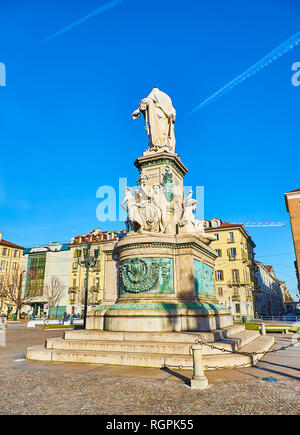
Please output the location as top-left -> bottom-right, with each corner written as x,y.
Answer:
87,150 -> 232,333
89,233 -> 232,332
134,152 -> 187,235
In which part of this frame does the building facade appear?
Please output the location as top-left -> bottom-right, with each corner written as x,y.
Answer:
205,218 -> 256,320
284,188 -> 300,295
0,232 -> 24,316
68,228 -> 126,316
22,242 -> 70,317
254,262 -> 288,316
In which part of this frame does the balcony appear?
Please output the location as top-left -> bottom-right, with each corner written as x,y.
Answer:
227,238 -> 235,244
227,279 -> 240,286
241,249 -> 248,263
90,285 -> 100,291
232,294 -> 241,301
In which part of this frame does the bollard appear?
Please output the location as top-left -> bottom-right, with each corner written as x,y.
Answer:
0,324 -> 6,347
190,342 -> 208,390
260,322 -> 266,335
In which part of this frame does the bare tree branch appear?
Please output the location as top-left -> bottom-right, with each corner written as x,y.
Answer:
44,276 -> 65,319
4,270 -> 34,318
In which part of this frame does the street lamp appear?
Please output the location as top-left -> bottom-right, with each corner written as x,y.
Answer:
77,242 -> 99,329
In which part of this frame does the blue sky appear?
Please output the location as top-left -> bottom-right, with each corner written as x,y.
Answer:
0,0 -> 299,298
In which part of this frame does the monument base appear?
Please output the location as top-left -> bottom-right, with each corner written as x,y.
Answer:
87,233 -> 233,332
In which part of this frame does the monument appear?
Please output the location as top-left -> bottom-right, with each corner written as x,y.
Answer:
26,88 -> 274,369
88,87 -> 233,332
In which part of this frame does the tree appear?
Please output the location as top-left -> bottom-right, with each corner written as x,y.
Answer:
4,270 -> 34,319
0,276 -> 7,315
45,276 -> 65,319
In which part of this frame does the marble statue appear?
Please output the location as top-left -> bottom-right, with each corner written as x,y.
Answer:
132,87 -> 176,153
179,191 -> 216,241
151,184 -> 168,233
121,174 -> 162,234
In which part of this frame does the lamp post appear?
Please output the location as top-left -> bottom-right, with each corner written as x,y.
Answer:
77,242 -> 99,329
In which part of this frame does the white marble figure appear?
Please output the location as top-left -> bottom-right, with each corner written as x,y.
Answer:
179,191 -> 216,241
121,187 -> 136,232
121,175 -> 162,234
132,87 -> 176,153
151,184 -> 168,233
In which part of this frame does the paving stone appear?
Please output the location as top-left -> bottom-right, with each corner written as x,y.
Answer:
0,328 -> 299,415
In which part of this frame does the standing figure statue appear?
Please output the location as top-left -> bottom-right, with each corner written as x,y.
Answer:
151,184 -> 168,233
132,87 -> 176,154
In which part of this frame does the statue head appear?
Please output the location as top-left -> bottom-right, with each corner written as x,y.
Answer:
152,184 -> 160,194
137,173 -> 148,187
124,187 -> 133,197
186,198 -> 197,211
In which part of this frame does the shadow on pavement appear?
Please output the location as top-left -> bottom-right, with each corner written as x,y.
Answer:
160,367 -> 191,386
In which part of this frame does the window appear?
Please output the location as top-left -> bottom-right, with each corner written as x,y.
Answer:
2,248 -> 8,257
228,248 -> 236,260
13,250 -> 19,258
72,262 -> 78,270
215,270 -> 224,281
235,303 -> 241,314
216,249 -> 222,257
0,261 -> 7,272
26,254 -> 46,297
218,287 -> 223,297
232,269 -> 239,282
12,262 -> 18,270
94,278 -> 100,288
228,232 -> 234,242
214,233 -> 219,240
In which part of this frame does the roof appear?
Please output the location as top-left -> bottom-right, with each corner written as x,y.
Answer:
205,221 -> 255,247
23,243 -> 70,255
71,228 -> 126,244
0,239 -> 24,250
285,188 -> 300,194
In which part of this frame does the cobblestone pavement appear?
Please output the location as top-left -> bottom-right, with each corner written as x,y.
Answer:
0,326 -> 299,415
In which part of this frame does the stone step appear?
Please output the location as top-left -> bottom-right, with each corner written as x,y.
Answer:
46,338 -> 192,355
26,335 -> 274,370
203,330 -> 260,355
46,329 -> 259,356
202,335 -> 275,370
63,324 -> 245,343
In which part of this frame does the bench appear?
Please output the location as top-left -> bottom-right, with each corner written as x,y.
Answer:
259,325 -> 289,334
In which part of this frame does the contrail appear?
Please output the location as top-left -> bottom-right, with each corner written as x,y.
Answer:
187,30 -> 300,116
40,0 -> 123,44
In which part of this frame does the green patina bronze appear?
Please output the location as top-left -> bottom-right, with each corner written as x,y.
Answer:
161,166 -> 174,202
194,259 -> 215,298
136,157 -> 187,178
120,257 -> 174,294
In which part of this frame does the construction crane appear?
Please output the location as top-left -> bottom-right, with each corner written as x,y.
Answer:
240,222 -> 286,227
